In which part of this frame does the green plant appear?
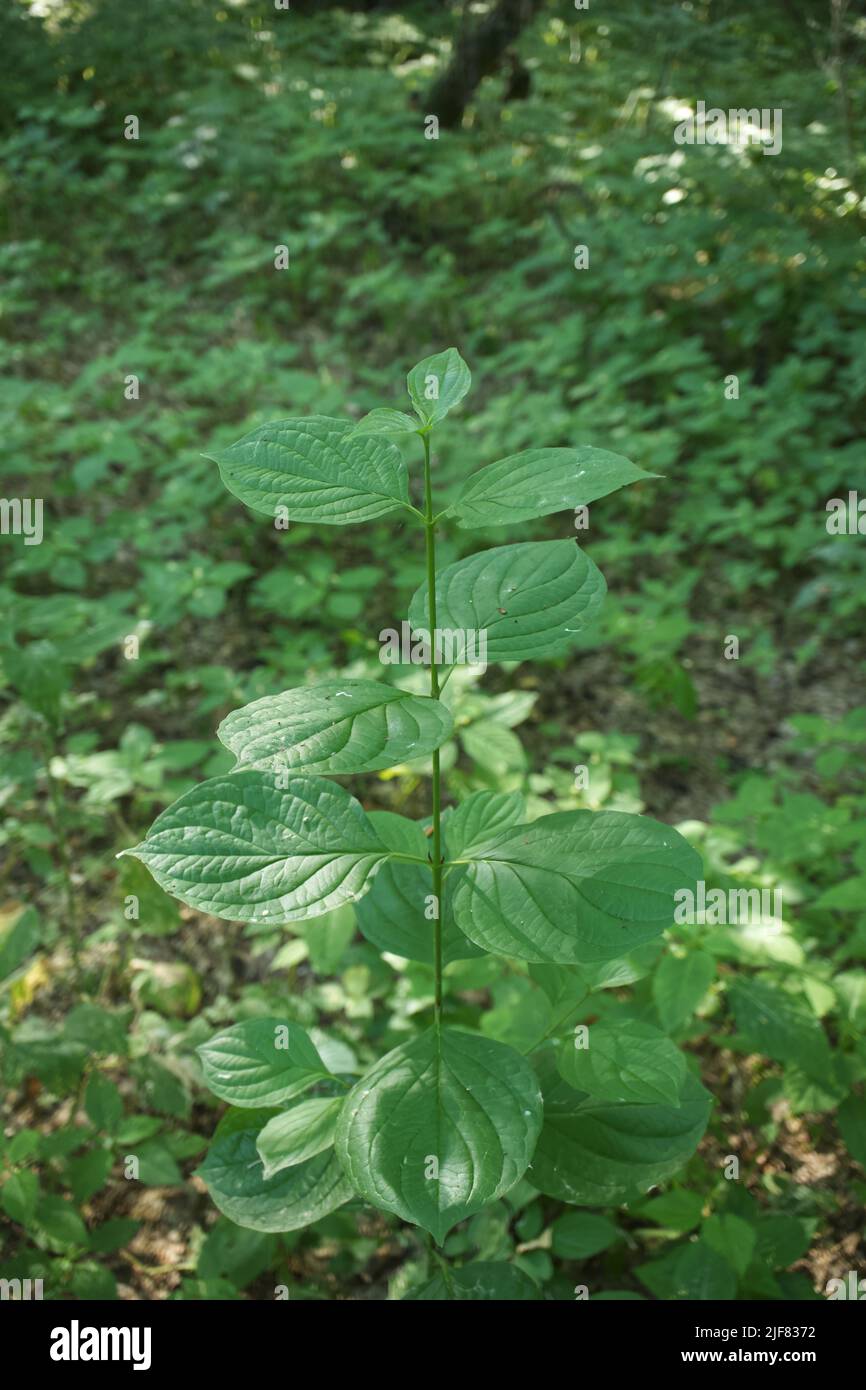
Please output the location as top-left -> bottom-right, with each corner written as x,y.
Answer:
121,348 -> 711,1272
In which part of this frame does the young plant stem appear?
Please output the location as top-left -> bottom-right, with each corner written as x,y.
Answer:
422,430 -> 444,1022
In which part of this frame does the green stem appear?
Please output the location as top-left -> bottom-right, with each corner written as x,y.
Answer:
422,431 -> 444,1022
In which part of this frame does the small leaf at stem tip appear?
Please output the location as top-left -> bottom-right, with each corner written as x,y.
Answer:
406,348 -> 471,425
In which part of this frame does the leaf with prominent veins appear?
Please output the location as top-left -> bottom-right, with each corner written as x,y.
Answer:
531,1047 -> 712,1206
335,1025 -> 542,1243
218,679 -> 453,776
198,1018 -> 331,1107
452,446 -> 656,528
407,348 -> 471,425
198,1108 -> 352,1232
120,770 -> 391,925
408,540 -> 606,664
257,1096 -> 344,1177
205,416 -> 411,524
451,809 -> 702,964
557,1017 -> 688,1106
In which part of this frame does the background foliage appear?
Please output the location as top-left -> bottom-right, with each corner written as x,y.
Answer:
1,0 -> 864,1300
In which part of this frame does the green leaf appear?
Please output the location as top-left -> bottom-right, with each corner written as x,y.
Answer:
0,905 -> 41,980
355,812 -> 483,965
451,809 -> 701,964
121,771 -> 389,926
335,1026 -> 542,1243
754,1215 -> 812,1267
1,1170 -> 40,1225
444,791 -> 526,857
34,1194 -> 89,1250
256,1097 -> 343,1177
460,720 -> 524,775
67,1149 -> 113,1204
814,876 -> 866,910
557,1018 -> 687,1106
531,1048 -> 712,1206
634,1188 -> 705,1232
702,1213 -> 756,1277
405,1261 -> 540,1300
88,1218 -> 140,1255
64,1004 -> 130,1056
348,409 -> 420,438
197,1219 -> 275,1288
639,1240 -> 737,1300
406,348 -> 471,425
452,447 -> 656,528
198,1111 -> 352,1233
205,416 -> 410,524
408,540 -> 605,664
728,978 -> 832,1079
653,951 -> 715,1032
298,902 -> 357,975
135,1139 -> 183,1186
550,1211 -> 620,1259
218,679 -> 453,776
198,1018 -> 330,1107
33,1195 -> 88,1251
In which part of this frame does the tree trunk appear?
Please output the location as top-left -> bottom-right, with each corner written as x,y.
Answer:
426,0 -> 544,129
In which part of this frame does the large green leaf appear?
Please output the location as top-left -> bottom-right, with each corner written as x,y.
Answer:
218,680 -> 453,776
408,540 -> 605,664
257,1097 -> 343,1177
355,812 -> 483,966
120,771 -> 389,925
452,447 -> 655,528
198,1018 -> 331,1107
335,1026 -> 542,1243
450,809 -> 701,964
531,1048 -> 712,1206
205,416 -> 410,524
557,1018 -> 688,1106
198,1109 -> 352,1233
407,348 -> 471,425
